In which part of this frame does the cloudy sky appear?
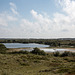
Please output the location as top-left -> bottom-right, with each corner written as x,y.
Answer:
0,0 -> 75,38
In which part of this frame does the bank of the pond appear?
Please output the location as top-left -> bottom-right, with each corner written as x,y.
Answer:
7,47 -> 75,53
40,48 -> 75,52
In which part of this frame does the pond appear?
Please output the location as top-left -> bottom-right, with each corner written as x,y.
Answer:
2,43 -> 75,52
3,43 -> 49,48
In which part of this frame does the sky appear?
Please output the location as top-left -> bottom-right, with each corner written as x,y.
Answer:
0,0 -> 75,38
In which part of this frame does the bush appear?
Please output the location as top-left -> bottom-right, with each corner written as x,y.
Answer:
53,51 -> 75,57
0,43 -> 7,53
60,51 -> 74,57
53,51 -> 60,57
31,47 -> 46,55
71,52 -> 75,56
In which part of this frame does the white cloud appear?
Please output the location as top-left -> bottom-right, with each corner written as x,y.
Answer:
27,0 -> 75,38
56,0 -> 75,28
30,10 -> 53,32
20,19 -> 41,34
7,15 -> 18,21
0,18 -> 7,26
0,13 -> 8,26
0,2 -> 18,27
58,0 -> 75,17
31,10 -> 44,21
10,8 -> 18,15
0,13 -> 18,27
10,2 -> 19,15
10,2 -> 17,9
1,0 -> 75,38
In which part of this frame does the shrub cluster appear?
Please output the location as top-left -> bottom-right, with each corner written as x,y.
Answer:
53,51 -> 75,57
60,51 -> 75,57
0,43 -> 7,53
31,47 -> 46,55
53,51 -> 60,57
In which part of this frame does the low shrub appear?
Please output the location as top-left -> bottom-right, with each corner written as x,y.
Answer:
63,57 -> 75,62
53,51 -> 75,57
53,51 -> 60,57
0,43 -> 7,53
31,47 -> 46,55
60,51 -> 75,57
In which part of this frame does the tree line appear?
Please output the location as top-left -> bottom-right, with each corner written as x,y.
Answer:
0,39 -> 75,47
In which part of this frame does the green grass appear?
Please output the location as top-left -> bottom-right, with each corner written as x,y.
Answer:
0,52 -> 75,75
0,47 -> 75,75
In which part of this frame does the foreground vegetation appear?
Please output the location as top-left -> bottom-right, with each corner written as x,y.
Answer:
0,52 -> 75,75
0,44 -> 75,75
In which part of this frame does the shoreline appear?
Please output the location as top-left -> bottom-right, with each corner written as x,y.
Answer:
7,47 -> 75,52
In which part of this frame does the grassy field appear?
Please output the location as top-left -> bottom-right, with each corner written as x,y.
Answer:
0,52 -> 75,75
0,44 -> 75,75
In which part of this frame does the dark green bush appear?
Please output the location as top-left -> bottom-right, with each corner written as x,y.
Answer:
53,51 -> 60,57
60,51 -> 74,57
0,43 -> 7,53
53,51 -> 75,57
31,47 -> 46,55
71,52 -> 75,56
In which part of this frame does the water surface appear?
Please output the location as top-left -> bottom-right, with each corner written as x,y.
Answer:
3,43 -> 49,48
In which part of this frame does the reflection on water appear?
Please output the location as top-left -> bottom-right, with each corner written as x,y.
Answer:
40,48 -> 75,52
23,48 -> 75,52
